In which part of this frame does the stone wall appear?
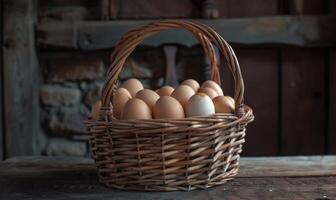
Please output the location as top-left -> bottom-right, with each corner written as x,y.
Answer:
39,47 -> 205,156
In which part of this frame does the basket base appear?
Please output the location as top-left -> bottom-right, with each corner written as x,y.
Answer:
100,172 -> 237,192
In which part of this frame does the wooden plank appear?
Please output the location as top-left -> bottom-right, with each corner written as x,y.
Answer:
239,156 -> 336,177
330,49 -> 336,153
3,0 -> 39,157
288,0 -> 328,14
118,0 -> 200,19
234,47 -> 279,156
217,0 -> 278,18
0,156 -> 335,199
2,156 -> 335,178
36,16 -> 336,51
0,0 -> 3,160
281,47 -> 326,155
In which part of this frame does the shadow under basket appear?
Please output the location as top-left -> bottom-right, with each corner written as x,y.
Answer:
85,20 -> 254,191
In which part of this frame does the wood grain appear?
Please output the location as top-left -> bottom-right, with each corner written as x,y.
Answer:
329,49 -> 336,154
117,0 -> 200,19
288,0 -> 328,14
0,156 -> 335,199
235,47 -> 279,156
3,0 -> 39,157
281,47 -> 326,155
0,0 -> 3,160
36,16 -> 336,51
218,0 -> 278,18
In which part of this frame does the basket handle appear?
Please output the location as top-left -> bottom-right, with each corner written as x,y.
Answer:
101,20 -> 245,116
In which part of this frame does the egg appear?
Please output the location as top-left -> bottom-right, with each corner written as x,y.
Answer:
171,85 -> 195,107
185,93 -> 215,117
201,80 -> 224,96
135,89 -> 160,109
213,96 -> 235,114
181,79 -> 200,92
153,96 -> 184,119
156,86 -> 174,96
121,98 -> 152,120
91,100 -> 102,120
112,88 -> 132,119
226,96 -> 235,107
198,87 -> 219,99
120,78 -> 144,97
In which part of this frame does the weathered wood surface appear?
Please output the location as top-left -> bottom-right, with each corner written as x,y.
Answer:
0,156 -> 335,199
0,0 -> 3,160
3,0 -> 39,157
330,49 -> 336,154
218,0 -> 278,18
37,16 -> 336,51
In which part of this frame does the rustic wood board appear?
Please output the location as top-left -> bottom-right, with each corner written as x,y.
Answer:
118,0 -> 200,19
288,0 -> 328,14
235,47 -> 279,156
281,47 -> 326,155
330,48 -> 336,154
37,16 -> 336,50
1,156 -> 336,178
0,0 -> 3,160
3,0 -> 39,157
0,156 -> 335,199
218,0 -> 278,18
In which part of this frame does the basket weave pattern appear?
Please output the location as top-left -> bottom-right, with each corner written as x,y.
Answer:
86,20 -> 254,191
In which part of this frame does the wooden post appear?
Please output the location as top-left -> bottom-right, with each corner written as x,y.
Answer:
0,0 -> 3,160
3,0 -> 39,157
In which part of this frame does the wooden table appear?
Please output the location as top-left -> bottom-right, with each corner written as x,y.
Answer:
0,156 -> 335,199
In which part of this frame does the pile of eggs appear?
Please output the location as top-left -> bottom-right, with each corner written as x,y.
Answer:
91,78 -> 235,120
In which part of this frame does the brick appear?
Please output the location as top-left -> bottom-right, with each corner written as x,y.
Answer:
45,138 -> 87,156
40,85 -> 81,106
48,105 -> 89,135
43,57 -> 104,82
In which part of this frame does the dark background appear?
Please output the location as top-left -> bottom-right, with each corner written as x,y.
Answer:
0,0 -> 335,159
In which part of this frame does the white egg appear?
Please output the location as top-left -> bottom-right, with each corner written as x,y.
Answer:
185,93 -> 215,117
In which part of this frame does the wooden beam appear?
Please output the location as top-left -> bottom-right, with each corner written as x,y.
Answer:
3,0 -> 39,157
36,16 -> 336,51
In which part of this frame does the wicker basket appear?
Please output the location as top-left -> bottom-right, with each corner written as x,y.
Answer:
85,20 -> 254,191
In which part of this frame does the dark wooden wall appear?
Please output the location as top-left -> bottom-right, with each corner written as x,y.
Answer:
0,0 -> 4,160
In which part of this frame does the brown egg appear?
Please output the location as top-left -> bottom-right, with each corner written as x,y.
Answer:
135,89 -> 160,109
112,88 -> 132,119
185,93 -> 215,117
171,85 -> 195,108
153,96 -> 184,119
121,98 -> 152,120
213,96 -> 235,114
198,87 -> 219,99
120,78 -> 144,97
181,79 -> 200,92
91,100 -> 102,120
201,80 -> 224,96
156,86 -> 174,96
226,96 -> 235,107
